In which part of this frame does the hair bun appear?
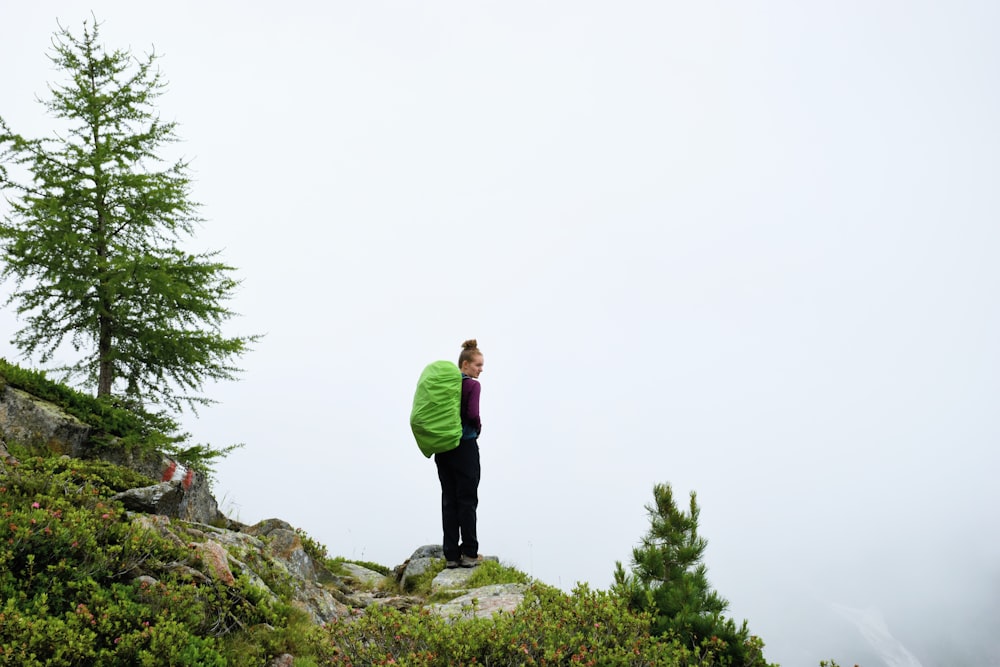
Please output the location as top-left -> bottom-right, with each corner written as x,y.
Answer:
462,339 -> 479,350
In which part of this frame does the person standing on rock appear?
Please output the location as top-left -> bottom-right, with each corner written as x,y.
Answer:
436,339 -> 485,569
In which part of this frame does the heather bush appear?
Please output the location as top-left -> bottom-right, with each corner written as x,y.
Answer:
310,582 -> 732,666
0,454 -> 300,666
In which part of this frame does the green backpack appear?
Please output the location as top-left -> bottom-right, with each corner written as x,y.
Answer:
410,360 -> 463,458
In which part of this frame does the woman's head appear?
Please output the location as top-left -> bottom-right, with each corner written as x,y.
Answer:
459,339 -> 484,378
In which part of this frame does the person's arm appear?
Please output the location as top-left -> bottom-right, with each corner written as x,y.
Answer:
465,379 -> 482,435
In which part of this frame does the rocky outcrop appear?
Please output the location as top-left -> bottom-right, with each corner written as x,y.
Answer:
395,544 -> 446,590
0,386 -> 91,457
0,380 -> 532,640
128,523 -> 529,628
389,545 -> 526,619
395,544 -> 502,592
133,514 -> 351,624
0,383 -> 222,525
245,518 -> 334,584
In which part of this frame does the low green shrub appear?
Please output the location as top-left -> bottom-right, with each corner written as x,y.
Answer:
309,582 -> 733,666
295,527 -> 330,565
464,560 -> 531,588
0,454 -> 301,666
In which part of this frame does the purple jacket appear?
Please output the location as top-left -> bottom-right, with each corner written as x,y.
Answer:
461,376 -> 481,440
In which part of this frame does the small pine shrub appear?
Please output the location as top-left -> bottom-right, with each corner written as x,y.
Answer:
613,483 -> 775,667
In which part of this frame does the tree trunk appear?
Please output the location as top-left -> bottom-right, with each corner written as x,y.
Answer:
97,313 -> 113,397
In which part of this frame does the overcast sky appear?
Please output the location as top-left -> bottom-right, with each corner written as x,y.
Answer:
2,3 -> 999,665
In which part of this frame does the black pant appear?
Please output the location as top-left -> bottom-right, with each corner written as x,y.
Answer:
435,438 -> 480,561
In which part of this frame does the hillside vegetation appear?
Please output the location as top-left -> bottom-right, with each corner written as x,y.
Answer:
0,360 -> 778,666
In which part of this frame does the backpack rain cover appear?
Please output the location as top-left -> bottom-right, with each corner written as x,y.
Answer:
410,360 -> 463,458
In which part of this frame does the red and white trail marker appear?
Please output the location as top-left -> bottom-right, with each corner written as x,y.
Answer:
161,459 -> 195,490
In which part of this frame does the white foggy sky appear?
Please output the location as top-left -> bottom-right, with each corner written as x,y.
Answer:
2,3 -> 999,665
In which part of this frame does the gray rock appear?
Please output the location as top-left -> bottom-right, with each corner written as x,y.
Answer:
429,583 -> 529,620
191,539 -> 236,586
409,544 -> 444,560
113,482 -> 184,516
0,386 -> 91,457
98,448 -> 221,525
429,556 -> 501,592
264,528 -> 320,581
430,566 -> 475,592
393,544 -> 448,590
367,594 -> 423,612
291,580 -> 351,624
398,557 -> 440,591
245,518 -> 295,537
189,522 -> 265,551
340,562 -> 388,588
268,654 -> 294,667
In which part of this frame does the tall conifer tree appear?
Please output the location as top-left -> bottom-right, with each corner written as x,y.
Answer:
0,19 -> 258,412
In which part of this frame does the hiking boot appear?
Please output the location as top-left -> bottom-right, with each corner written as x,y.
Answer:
445,560 -> 461,569
459,554 -> 484,568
